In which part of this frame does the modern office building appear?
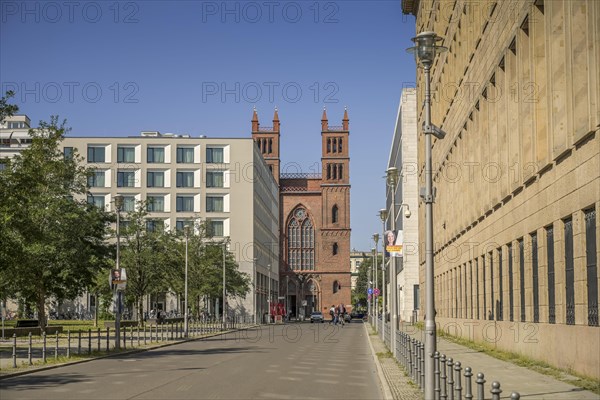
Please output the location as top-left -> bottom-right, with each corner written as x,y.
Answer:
402,0 -> 599,377
0,115 -> 32,160
252,108 -> 352,319
350,250 -> 366,290
386,88 -> 420,323
60,132 -> 280,321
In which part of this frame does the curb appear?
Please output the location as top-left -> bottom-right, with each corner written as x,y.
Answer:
364,323 -> 394,400
0,326 -> 255,380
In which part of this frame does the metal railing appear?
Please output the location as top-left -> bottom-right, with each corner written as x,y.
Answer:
396,331 -> 521,400
2,316 -> 256,370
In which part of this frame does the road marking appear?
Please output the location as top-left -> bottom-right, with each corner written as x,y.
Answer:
279,376 -> 301,381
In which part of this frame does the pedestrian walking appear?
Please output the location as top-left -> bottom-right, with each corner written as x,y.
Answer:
329,305 -> 336,324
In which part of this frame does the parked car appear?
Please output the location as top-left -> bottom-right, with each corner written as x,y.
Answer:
344,313 -> 352,323
310,311 -> 324,323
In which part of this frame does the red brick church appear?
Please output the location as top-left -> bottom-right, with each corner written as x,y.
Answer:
251,108 -> 352,319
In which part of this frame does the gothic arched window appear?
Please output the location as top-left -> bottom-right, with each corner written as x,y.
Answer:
332,205 -> 339,224
333,242 -> 338,255
333,280 -> 339,293
287,207 -> 314,271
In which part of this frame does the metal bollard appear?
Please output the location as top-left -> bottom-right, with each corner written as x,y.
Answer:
67,330 -> 71,358
106,328 -> 110,352
77,330 -> 81,354
161,324 -> 164,341
446,358 -> 454,400
97,328 -> 101,352
440,354 -> 447,400
407,338 -> 413,377
155,324 -> 158,341
510,393 -> 520,399
171,323 -> 174,340
454,361 -> 463,399
144,325 -> 147,345
42,332 -> 47,363
434,351 -> 441,399
464,367 -> 473,400
150,324 -> 153,343
137,325 -> 140,347
476,373 -> 486,400
55,332 -> 59,360
88,329 -> 92,354
420,344 -> 425,390
130,326 -> 134,348
28,332 -> 33,365
490,381 -> 502,400
12,334 -> 17,368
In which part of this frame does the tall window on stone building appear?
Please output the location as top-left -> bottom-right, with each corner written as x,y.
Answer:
333,243 -> 338,255
490,252 -> 494,320
338,137 -> 343,152
564,218 -> 575,325
519,238 -> 525,322
483,255 -> 487,319
498,247 -> 503,321
333,280 -> 339,293
475,258 -> 480,319
509,243 -> 514,322
584,208 -> 598,326
546,225 -> 555,323
287,208 -> 314,271
532,232 -> 539,323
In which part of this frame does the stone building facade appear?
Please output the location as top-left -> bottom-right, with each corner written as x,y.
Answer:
403,0 -> 599,377
252,109 -> 352,319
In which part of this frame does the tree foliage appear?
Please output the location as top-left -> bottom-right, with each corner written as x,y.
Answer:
0,90 -> 19,123
0,116 -> 113,327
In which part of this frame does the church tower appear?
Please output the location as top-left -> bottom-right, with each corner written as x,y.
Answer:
319,108 -> 351,309
251,108 -> 281,184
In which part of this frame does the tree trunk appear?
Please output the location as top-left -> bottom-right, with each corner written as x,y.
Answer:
36,294 -> 46,330
138,298 -> 144,326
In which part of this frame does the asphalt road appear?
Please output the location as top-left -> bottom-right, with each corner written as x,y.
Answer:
0,321 -> 384,400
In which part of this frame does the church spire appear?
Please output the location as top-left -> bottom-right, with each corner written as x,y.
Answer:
273,107 -> 280,132
321,107 -> 328,131
342,106 -> 349,130
252,107 -> 259,132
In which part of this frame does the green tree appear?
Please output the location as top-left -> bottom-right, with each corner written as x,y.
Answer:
0,90 -> 19,123
0,117 -> 113,327
352,254 -> 383,312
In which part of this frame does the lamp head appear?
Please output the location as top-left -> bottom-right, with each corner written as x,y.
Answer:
183,224 -> 192,237
372,233 -> 379,244
405,209 -> 412,218
407,31 -> 447,67
379,208 -> 388,222
113,194 -> 124,210
386,167 -> 399,186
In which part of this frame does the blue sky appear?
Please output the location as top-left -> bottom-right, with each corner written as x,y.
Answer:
1,0 -> 417,250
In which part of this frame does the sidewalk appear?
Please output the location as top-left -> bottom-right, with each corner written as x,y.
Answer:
365,323 -> 424,400
403,325 -> 599,399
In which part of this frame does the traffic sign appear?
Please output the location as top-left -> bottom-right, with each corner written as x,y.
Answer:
367,288 -> 373,295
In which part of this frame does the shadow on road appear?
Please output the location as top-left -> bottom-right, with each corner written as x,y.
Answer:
0,373 -> 90,390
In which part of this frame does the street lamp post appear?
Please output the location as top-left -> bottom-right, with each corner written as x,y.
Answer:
113,194 -> 123,350
373,234 -> 380,330
222,239 -> 228,330
369,248 -> 374,322
408,31 -> 447,400
379,209 -> 388,342
267,263 -> 271,324
386,167 -> 399,358
183,224 -> 191,337
252,258 -> 258,324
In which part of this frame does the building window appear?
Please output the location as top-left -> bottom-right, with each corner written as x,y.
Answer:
117,146 -> 135,163
176,196 -> 194,212
475,258 -> 480,319
122,196 -> 136,212
147,171 -> 164,188
519,238 -> 525,322
333,280 -> 339,294
206,171 -> 224,188
147,147 -> 165,163
483,255 -> 487,320
117,171 -> 135,187
532,232 -> 539,323
87,194 -> 104,209
208,220 -> 224,237
498,248 -> 503,321
508,243 -> 514,322
176,171 -> 194,188
546,225 -> 556,323
490,252 -> 494,320
87,171 -> 105,187
87,146 -> 105,163
584,208 -> 598,326
177,147 -> 194,163
332,205 -> 339,224
146,195 -> 164,212
63,147 -> 74,160
333,242 -> 338,255
564,218 -> 575,325
327,138 -> 331,153
206,147 -> 224,163
414,284 -> 420,310
469,261 -> 473,318
338,137 -> 343,152
206,196 -> 224,212
287,207 -> 314,271
146,219 -> 164,232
